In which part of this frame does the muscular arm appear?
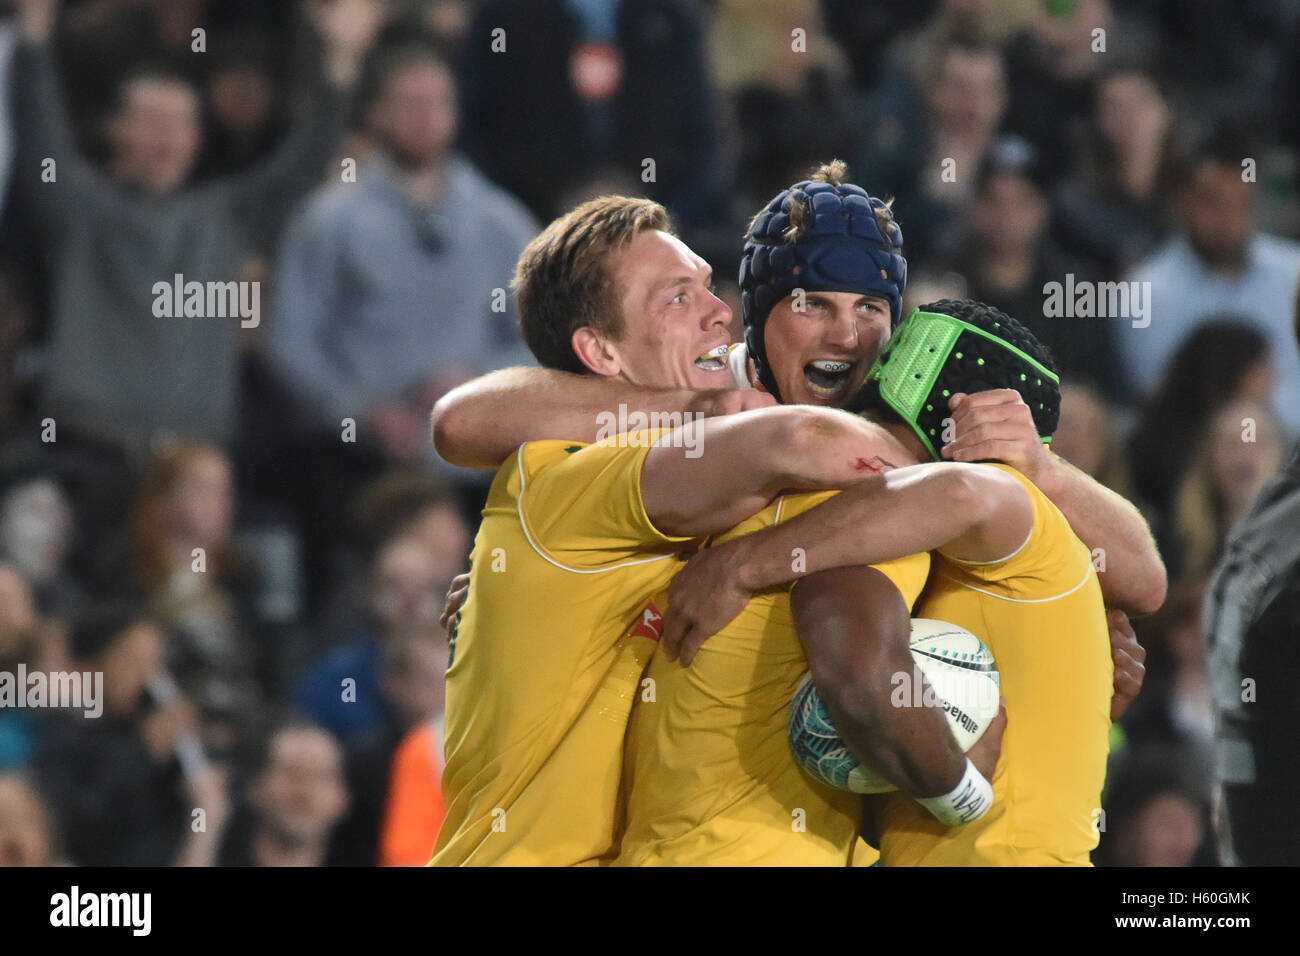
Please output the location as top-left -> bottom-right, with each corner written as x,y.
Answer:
791,567 -> 968,799
943,390 -> 1167,615
430,365 -> 774,469
1030,457 -> 1167,615
731,463 -> 1032,593
640,406 -> 911,537
660,463 -> 1032,663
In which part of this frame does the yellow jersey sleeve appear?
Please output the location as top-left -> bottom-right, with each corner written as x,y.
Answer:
774,490 -> 932,609
939,463 -> 1090,600
517,428 -> 695,569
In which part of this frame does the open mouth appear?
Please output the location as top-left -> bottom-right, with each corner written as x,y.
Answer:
803,359 -> 855,399
694,344 -> 731,372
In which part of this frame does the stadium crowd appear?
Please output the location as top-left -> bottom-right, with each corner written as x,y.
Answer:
0,0 -> 1297,867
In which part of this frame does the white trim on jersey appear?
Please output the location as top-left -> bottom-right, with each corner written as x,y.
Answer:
513,444 -> 681,575
951,523 -> 1035,567
937,563 -> 1096,604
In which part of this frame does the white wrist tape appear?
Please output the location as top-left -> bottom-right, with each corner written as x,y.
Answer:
916,759 -> 993,826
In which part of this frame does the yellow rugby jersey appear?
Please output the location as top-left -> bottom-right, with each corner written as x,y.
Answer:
878,464 -> 1112,867
614,490 -> 931,866
432,429 -> 694,867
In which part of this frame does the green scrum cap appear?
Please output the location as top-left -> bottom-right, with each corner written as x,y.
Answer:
853,299 -> 1061,462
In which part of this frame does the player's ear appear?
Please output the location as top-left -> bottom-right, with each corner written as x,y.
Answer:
571,326 -> 622,377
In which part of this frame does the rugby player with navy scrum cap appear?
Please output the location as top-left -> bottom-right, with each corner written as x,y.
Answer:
433,162 -> 1164,622
732,158 -> 906,407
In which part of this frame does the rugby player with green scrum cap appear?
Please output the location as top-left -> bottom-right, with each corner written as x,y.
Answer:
665,299 -> 1114,864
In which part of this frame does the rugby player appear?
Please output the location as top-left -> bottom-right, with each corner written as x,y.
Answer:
431,197 -> 992,865
433,163 -> 1165,619
432,169 -> 1157,864
655,299 -> 1112,865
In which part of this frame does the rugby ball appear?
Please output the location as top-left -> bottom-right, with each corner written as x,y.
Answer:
788,618 -> 1001,794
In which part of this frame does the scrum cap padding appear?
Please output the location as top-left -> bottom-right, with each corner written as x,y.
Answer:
859,307 -> 1061,461
740,180 -> 906,399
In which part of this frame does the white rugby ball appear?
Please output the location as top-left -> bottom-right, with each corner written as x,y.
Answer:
788,618 -> 1001,794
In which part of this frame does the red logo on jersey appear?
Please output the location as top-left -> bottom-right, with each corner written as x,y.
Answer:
630,602 -> 664,642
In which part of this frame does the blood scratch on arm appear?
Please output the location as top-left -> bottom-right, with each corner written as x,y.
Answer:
855,457 -> 896,474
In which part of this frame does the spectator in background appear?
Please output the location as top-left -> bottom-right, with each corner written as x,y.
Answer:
308,468 -> 469,656
716,0 -> 858,209
413,0 -> 474,53
268,30 -> 535,467
1052,64 -> 1182,276
127,442 -> 265,758
1120,581 -> 1214,752
0,562 -> 37,659
956,136 -> 1128,401
192,32 -> 287,184
0,567 -> 44,770
33,602 -> 194,865
1051,382 -> 1132,497
9,0 -> 385,551
860,0 -> 1023,148
815,0 -> 940,91
262,30 -> 533,604
355,472 -> 470,588
340,631 -> 449,865
54,0 -> 215,127
217,718 -> 350,867
1126,320 -> 1274,524
1001,0 -> 1117,176
1170,399 -> 1283,586
378,637 -> 450,865
458,0 -> 722,226
901,268 -> 968,317
860,38 -> 1007,265
0,616 -> 70,773
296,528 -> 459,743
1096,745 -> 1217,867
0,771 -> 59,866
1206,316 -> 1300,862
1121,125 -> 1300,432
0,471 -> 81,619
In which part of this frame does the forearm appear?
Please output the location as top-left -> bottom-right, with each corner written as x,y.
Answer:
730,465 -> 995,593
1036,457 -> 1167,615
792,567 -> 966,798
430,366 -> 703,469
12,36 -> 90,212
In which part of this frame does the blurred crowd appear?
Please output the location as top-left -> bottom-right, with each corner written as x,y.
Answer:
0,0 -> 1297,867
